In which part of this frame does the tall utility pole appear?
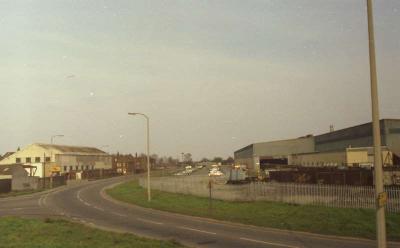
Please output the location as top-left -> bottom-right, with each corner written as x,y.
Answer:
128,112 -> 151,202
366,0 -> 386,247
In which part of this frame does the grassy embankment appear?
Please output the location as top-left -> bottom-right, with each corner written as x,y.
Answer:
107,180 -> 400,241
0,217 -> 183,248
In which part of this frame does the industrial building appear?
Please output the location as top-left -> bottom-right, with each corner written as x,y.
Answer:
314,119 -> 400,164
234,119 -> 400,174
234,135 -> 315,176
0,143 -> 112,177
288,146 -> 393,168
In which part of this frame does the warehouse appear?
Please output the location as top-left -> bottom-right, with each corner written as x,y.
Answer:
0,143 -> 112,177
315,119 -> 400,164
234,119 -> 400,175
288,146 -> 393,168
234,136 -> 315,176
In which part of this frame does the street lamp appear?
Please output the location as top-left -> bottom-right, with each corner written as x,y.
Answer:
128,112 -> 151,202
51,135 -> 64,144
366,0 -> 386,247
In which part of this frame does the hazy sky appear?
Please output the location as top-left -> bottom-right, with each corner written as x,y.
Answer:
0,0 -> 399,160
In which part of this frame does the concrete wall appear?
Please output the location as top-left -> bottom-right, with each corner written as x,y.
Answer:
139,175 -> 255,201
12,176 -> 39,191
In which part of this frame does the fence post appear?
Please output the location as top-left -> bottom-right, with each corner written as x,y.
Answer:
208,179 -> 213,214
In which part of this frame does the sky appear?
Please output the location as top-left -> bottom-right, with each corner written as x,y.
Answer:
0,0 -> 399,160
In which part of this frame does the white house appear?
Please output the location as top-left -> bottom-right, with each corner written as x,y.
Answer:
0,143 -> 112,177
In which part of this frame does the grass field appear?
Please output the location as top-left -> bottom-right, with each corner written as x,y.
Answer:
0,217 -> 183,248
107,180 -> 400,241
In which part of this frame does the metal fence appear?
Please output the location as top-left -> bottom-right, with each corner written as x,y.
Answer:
140,176 -> 400,213
248,182 -> 400,213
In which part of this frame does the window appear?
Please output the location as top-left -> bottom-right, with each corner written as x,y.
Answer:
45,157 -> 51,162
81,165 -> 84,170
16,158 -> 21,163
26,157 -> 31,163
35,157 -> 41,163
64,166 -> 67,171
69,166 -> 73,171
91,165 -> 94,170
86,165 -> 89,170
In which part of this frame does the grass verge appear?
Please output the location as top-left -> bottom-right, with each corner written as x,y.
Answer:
107,180 -> 400,241
0,216 -> 183,248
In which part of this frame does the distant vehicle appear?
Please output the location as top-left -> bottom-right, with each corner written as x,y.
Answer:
175,165 -> 194,176
227,165 -> 248,184
208,168 -> 224,177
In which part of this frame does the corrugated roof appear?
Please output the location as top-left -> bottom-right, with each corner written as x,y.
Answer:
34,143 -> 107,154
2,152 -> 14,159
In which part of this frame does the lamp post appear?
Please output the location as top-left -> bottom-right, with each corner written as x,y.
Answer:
128,112 -> 151,202
51,135 -> 64,144
366,0 -> 386,247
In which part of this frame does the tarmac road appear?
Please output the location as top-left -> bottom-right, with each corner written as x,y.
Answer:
0,176 -> 399,248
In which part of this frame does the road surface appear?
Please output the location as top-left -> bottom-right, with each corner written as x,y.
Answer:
0,176 -> 398,248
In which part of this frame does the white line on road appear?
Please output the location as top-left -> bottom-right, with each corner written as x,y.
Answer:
111,212 -> 127,217
177,226 -> 217,235
93,206 -> 104,211
136,218 -> 164,225
77,190 -> 83,202
240,237 -> 300,248
43,193 -> 49,206
38,196 -> 44,207
0,207 -> 40,211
